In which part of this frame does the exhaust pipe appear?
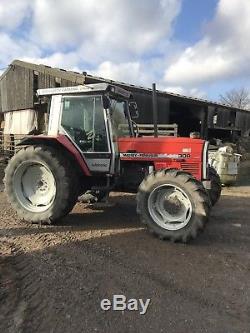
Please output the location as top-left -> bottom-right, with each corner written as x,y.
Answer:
152,83 -> 158,137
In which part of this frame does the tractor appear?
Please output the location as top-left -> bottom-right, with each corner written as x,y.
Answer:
4,83 -> 221,242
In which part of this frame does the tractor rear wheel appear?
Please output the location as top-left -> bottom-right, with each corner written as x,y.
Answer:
137,169 -> 211,243
208,166 -> 221,206
4,145 -> 77,224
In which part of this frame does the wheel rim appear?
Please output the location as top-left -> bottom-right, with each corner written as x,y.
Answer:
13,161 -> 56,213
148,184 -> 193,231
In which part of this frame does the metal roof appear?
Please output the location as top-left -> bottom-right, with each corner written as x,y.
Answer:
1,59 -> 249,114
0,59 -> 85,84
85,73 -> 250,113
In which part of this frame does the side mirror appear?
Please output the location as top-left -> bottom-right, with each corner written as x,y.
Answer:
103,96 -> 111,109
129,101 -> 139,119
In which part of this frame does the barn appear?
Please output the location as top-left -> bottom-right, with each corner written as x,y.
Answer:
0,59 -> 250,152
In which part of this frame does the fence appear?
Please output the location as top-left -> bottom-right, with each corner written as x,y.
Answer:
0,131 -> 28,160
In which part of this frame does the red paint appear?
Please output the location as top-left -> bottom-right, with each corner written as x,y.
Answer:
56,135 -> 91,176
20,135 -> 91,176
20,134 -> 204,180
118,137 -> 204,180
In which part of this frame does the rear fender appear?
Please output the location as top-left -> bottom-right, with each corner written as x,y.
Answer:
16,135 -> 91,176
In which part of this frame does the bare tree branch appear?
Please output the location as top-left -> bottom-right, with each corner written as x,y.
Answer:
219,87 -> 250,110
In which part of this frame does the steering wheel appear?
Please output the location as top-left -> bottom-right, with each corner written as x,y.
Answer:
86,130 -> 94,140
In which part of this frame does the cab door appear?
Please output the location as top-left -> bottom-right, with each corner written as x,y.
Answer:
60,95 -> 112,174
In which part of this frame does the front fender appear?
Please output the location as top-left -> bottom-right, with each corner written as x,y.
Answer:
17,135 -> 91,176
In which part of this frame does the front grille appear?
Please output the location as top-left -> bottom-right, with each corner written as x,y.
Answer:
180,162 -> 200,176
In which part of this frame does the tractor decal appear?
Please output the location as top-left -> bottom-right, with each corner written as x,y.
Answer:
120,153 -> 191,159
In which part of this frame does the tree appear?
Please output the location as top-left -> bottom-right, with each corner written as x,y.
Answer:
219,87 -> 250,110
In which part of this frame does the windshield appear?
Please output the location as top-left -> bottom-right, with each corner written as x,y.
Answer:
109,99 -> 131,137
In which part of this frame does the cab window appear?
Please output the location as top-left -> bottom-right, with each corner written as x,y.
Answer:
61,96 -> 109,152
109,99 -> 130,137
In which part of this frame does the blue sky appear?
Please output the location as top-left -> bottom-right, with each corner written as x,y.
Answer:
174,0 -> 217,43
0,0 -> 250,102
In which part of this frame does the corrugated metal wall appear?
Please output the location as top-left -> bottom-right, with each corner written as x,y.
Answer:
236,112 -> 250,135
0,66 -> 34,112
0,62 -> 84,113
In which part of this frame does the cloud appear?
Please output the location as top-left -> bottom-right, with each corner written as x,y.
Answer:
0,0 -> 182,90
164,0 -> 250,86
0,0 -> 32,30
159,85 -> 206,98
93,61 -> 140,81
92,60 -> 152,86
0,32 -> 40,65
22,52 -> 82,72
4,0 -> 249,101
31,0 -> 181,61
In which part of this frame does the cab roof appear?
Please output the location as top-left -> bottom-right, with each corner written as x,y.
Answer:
37,83 -> 132,99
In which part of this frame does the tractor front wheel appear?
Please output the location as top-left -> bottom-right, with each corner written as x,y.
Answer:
4,145 -> 78,224
137,169 -> 211,243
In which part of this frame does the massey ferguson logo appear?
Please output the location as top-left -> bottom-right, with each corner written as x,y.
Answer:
120,153 -> 191,159
91,162 -> 108,167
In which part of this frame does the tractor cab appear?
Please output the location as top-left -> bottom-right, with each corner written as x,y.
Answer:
38,83 -> 136,175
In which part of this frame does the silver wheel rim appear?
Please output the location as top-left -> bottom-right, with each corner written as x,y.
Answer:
148,184 -> 193,231
13,161 -> 56,213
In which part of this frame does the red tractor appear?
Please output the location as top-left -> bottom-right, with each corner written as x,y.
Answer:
4,83 -> 221,242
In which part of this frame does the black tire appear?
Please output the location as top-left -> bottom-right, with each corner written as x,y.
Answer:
4,145 -> 77,224
208,166 -> 221,206
60,157 -> 79,217
137,169 -> 211,243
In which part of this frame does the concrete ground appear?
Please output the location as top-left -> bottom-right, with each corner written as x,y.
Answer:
0,180 -> 250,332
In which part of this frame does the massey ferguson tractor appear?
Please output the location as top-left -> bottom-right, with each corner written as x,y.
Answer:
4,83 -> 221,243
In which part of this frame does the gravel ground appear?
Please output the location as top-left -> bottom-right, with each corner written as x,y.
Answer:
0,184 -> 250,333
